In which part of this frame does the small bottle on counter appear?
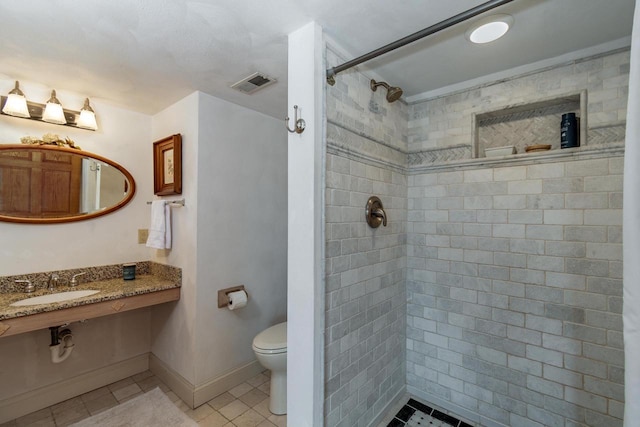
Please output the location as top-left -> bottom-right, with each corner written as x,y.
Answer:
122,263 -> 136,280
561,113 -> 579,149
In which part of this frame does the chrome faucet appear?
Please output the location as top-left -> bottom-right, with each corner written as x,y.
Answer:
70,272 -> 86,287
48,274 -> 59,292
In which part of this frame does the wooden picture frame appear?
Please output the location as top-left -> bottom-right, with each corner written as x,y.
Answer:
153,134 -> 182,195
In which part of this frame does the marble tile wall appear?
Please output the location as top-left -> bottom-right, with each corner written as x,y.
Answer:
408,49 -> 630,165
324,40 -> 627,427
324,44 -> 408,427
406,157 -> 624,427
326,48 -> 409,156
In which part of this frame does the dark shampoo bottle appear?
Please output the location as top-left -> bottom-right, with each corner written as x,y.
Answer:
561,113 -> 579,149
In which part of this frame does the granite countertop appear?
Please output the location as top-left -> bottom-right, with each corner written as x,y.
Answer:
0,275 -> 180,321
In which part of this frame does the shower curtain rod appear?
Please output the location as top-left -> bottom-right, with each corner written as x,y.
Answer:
326,0 -> 515,85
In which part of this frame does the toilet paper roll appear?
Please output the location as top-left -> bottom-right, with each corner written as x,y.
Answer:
227,290 -> 248,310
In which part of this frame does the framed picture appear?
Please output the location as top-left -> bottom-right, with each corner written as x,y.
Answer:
153,134 -> 182,195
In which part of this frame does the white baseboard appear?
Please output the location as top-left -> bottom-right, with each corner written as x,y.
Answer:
194,360 -> 263,407
0,353 -> 149,424
149,352 -> 196,408
0,352 -> 262,423
149,353 -> 263,409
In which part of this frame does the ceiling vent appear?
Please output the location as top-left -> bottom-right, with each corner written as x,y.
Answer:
230,72 -> 276,94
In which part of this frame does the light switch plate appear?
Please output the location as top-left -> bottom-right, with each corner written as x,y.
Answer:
138,229 -> 149,244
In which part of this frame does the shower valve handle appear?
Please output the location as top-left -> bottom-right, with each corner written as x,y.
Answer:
371,208 -> 387,227
365,196 -> 387,228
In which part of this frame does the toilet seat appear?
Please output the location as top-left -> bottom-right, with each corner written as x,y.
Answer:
252,322 -> 287,354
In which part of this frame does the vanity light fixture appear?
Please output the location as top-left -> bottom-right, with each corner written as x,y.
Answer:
2,81 -> 30,118
42,90 -> 66,125
77,98 -> 97,130
0,81 -> 98,131
466,14 -> 514,44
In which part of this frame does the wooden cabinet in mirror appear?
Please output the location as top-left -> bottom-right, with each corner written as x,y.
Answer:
0,144 -> 135,223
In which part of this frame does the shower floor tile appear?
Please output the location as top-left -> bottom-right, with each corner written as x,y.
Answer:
386,398 -> 474,427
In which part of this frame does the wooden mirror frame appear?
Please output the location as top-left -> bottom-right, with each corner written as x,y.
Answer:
0,144 -> 136,224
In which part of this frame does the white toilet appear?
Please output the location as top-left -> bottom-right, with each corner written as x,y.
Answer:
252,321 -> 287,415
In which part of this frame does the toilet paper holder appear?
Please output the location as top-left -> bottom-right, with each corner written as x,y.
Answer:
218,285 -> 248,308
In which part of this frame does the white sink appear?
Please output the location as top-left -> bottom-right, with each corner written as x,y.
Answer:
10,290 -> 100,307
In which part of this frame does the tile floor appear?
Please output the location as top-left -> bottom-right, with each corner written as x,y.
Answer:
1,370 -> 286,427
385,398 -> 473,427
377,396 -> 474,427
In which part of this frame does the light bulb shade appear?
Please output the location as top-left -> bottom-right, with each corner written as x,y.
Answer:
2,80 -> 30,118
43,102 -> 66,124
2,94 -> 30,118
43,91 -> 66,124
77,98 -> 97,130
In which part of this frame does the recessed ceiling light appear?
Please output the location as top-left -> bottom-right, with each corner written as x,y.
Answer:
466,14 -> 514,44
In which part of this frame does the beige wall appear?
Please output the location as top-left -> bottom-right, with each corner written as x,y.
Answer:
0,83 -> 287,410
150,91 -> 288,390
194,92 -> 287,384
0,78 -> 154,400
150,92 -> 200,385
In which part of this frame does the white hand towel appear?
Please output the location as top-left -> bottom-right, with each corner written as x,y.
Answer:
146,201 -> 172,249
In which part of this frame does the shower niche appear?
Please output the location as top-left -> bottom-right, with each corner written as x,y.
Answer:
473,90 -> 587,158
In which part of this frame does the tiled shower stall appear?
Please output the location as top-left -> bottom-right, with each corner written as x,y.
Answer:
324,42 -> 628,427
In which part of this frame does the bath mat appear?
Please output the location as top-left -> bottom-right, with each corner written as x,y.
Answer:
70,387 -> 197,427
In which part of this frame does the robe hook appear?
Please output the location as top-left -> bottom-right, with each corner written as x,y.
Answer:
285,105 -> 306,134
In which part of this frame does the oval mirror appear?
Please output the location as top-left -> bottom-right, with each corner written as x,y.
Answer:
0,144 -> 135,223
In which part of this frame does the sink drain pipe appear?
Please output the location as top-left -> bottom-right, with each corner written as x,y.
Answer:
49,326 -> 74,363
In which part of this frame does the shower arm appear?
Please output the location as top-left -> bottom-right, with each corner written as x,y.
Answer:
371,80 -> 390,91
326,0 -> 515,85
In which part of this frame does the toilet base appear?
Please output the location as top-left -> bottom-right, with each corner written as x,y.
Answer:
269,370 -> 287,415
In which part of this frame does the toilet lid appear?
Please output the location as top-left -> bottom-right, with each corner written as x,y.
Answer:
253,321 -> 287,351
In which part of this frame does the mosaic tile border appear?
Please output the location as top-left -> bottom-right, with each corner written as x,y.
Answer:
327,121 -> 407,171
328,117 -> 624,173
407,145 -> 472,166
408,142 -> 624,174
588,123 -> 626,145
387,399 -> 473,427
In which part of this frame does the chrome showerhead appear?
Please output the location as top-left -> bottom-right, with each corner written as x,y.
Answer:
370,79 -> 403,103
